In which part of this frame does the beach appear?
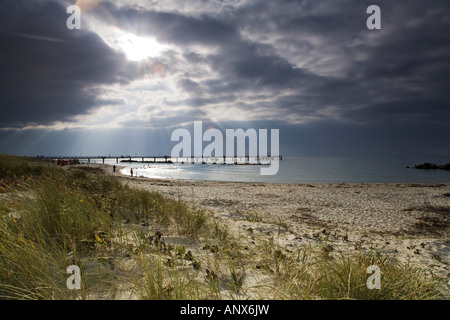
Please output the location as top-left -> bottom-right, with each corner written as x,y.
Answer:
98,164 -> 450,281
2,157 -> 447,300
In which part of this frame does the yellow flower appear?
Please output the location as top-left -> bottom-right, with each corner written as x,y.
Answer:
95,234 -> 103,243
95,234 -> 107,247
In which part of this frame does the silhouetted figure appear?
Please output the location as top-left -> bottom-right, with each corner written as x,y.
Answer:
113,165 -> 116,173
130,168 -> 133,177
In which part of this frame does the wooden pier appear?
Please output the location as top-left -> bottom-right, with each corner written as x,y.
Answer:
37,155 -> 282,165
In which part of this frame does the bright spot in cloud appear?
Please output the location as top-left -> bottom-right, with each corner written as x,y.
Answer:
115,31 -> 166,61
96,25 -> 167,61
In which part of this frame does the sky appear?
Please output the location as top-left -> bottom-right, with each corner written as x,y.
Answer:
0,0 -> 449,158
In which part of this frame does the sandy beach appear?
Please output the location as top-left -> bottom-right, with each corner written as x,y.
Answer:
84,164 -> 450,283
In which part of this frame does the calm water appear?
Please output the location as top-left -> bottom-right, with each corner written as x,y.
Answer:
88,156 -> 450,184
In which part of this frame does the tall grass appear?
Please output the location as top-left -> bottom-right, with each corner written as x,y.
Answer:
0,155 -> 212,299
0,154 -> 60,183
129,252 -> 204,300
0,179 -> 113,299
282,248 -> 446,300
0,221 -> 74,299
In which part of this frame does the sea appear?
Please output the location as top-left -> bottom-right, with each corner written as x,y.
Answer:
85,156 -> 450,184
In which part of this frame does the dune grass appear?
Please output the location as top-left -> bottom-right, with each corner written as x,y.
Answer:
276,247 -> 445,300
0,154 -> 447,300
0,154 -> 58,180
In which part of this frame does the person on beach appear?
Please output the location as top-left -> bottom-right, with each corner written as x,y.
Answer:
113,165 -> 116,173
130,168 -> 133,177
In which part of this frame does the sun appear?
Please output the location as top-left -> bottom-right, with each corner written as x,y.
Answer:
89,22 -> 167,62
115,31 -> 166,61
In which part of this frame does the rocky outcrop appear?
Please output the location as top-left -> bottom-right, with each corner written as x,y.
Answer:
413,163 -> 450,170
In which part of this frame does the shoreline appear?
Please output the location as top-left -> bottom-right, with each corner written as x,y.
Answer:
76,162 -> 450,185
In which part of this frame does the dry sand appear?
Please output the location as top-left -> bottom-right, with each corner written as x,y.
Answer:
83,164 -> 450,282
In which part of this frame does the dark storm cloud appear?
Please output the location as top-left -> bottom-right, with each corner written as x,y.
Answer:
177,78 -> 202,94
207,42 -> 320,90
102,0 -> 450,127
0,0 -> 137,128
341,100 -> 450,125
105,2 -> 239,47
106,2 -> 323,92
4,0 -> 450,128
1,0 -> 450,157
